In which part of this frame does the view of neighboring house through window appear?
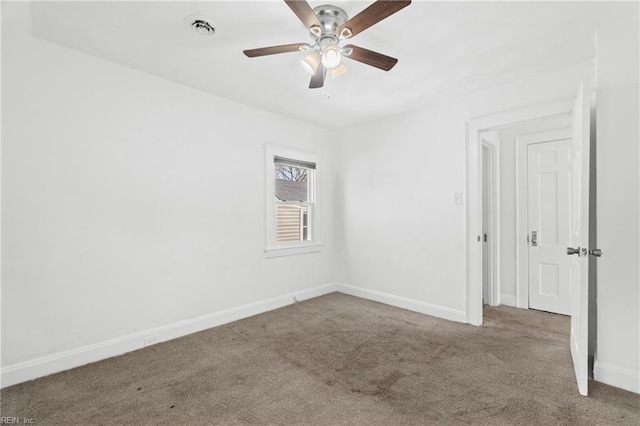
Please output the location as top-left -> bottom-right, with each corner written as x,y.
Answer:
274,156 -> 315,244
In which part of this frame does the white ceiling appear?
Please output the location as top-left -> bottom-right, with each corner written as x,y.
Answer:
2,1 -> 636,130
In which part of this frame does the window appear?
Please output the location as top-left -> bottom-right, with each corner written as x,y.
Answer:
275,158 -> 313,243
266,145 -> 322,257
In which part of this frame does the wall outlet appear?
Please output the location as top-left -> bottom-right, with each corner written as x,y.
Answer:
454,192 -> 463,205
144,335 -> 161,347
293,296 -> 299,303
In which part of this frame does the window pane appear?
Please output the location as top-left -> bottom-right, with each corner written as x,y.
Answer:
302,208 -> 309,241
276,205 -> 309,243
275,164 -> 308,202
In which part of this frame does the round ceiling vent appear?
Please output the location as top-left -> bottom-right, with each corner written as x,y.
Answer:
184,15 -> 215,36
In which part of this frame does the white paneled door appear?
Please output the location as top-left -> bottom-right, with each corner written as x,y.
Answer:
527,131 -> 573,315
568,81 -> 592,396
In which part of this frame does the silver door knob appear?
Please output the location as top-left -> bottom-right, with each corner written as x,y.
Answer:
567,247 -> 580,256
589,248 -> 603,257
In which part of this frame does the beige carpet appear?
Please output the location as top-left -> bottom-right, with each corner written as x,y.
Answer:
1,293 -> 639,425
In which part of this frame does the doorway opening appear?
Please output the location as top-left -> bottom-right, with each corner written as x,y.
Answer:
479,116 -> 573,315
466,98 -> 576,326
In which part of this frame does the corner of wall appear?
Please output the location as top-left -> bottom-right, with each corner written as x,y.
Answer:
335,283 -> 467,324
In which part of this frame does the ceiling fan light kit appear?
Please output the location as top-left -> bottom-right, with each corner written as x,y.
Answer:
243,0 -> 411,89
320,42 -> 341,69
301,51 -> 321,74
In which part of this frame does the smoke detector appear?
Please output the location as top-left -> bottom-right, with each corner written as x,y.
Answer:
184,15 -> 215,36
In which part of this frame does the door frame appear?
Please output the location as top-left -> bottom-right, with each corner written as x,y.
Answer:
465,98 -> 575,325
480,137 -> 500,306
515,127 -> 572,310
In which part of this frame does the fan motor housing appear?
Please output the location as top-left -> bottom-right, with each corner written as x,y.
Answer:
312,5 -> 348,37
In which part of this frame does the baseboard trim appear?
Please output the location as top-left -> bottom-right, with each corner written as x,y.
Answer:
336,283 -> 466,323
1,283 -> 338,388
594,360 -> 640,394
500,294 -> 517,307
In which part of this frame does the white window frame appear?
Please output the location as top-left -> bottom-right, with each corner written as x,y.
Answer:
265,144 -> 323,258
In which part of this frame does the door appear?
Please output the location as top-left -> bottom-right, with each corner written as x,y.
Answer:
482,145 -> 490,304
568,81 -> 591,396
527,131 -> 573,315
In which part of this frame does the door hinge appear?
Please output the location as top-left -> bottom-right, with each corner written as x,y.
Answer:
483,233 -> 487,242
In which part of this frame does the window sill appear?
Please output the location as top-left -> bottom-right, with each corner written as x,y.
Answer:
264,242 -> 324,258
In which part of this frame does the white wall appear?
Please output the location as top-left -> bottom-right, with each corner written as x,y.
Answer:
496,115 -> 571,305
593,15 -> 640,394
1,37 -> 336,383
334,62 -> 592,322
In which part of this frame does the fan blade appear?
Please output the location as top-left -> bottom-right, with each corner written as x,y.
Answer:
309,64 -> 326,89
339,1 -> 411,39
284,0 -> 322,33
244,43 -> 308,58
331,62 -> 349,79
343,44 -> 398,71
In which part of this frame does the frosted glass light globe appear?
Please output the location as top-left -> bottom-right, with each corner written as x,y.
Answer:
321,46 -> 342,69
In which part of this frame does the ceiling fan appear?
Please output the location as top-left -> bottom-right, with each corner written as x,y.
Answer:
243,0 -> 411,89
